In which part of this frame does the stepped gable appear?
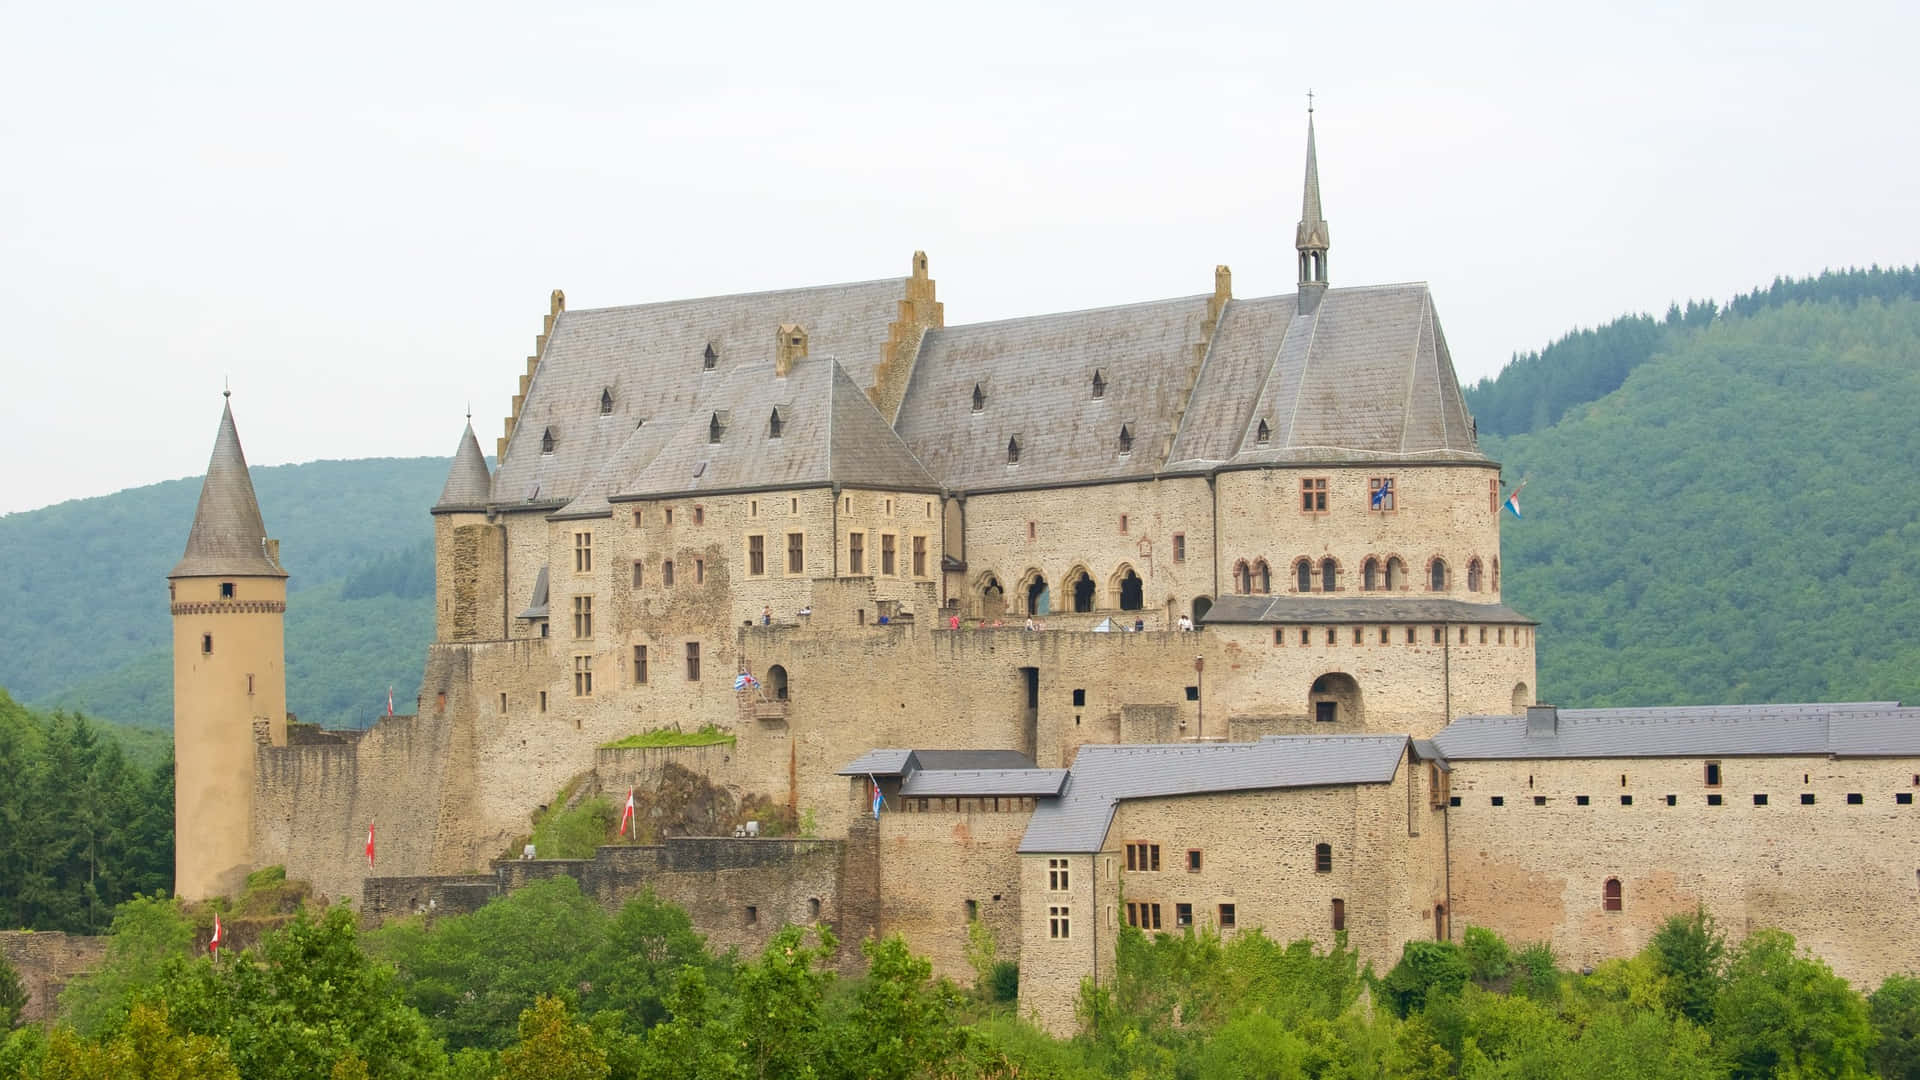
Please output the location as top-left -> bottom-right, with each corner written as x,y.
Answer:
1170,283 -> 1485,467
170,398 -> 286,579
894,295 -> 1212,492
492,277 -> 909,513
1167,295 -> 1297,463
611,354 -> 937,500
432,421 -> 493,512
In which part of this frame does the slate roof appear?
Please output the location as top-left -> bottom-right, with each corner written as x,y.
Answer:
894,295 -> 1213,492
838,748 -> 1038,777
171,399 -> 288,579
491,278 -> 909,512
603,355 -> 936,505
1434,702 -> 1920,760
1202,595 -> 1534,625
516,565 -> 550,620
1169,283 -> 1483,467
1019,737 -> 1408,853
900,769 -> 1069,797
434,422 -> 493,512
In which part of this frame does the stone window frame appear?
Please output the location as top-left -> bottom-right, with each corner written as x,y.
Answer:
1125,842 -> 1161,872
633,645 -> 648,684
685,641 -> 700,681
1602,878 -> 1623,912
1124,901 -> 1162,930
1186,849 -> 1202,873
1313,842 -> 1333,873
848,530 -> 867,575
911,534 -> 928,577
880,533 -> 897,576
1172,532 -> 1186,563
786,532 -> 806,575
1047,857 -> 1071,892
632,561 -> 644,588
662,560 -> 675,587
572,654 -> 593,697
747,535 -> 766,576
1332,898 -> 1346,930
573,531 -> 593,573
1368,475 -> 1397,513
1048,904 -> 1070,939
1217,903 -> 1236,929
1300,476 -> 1329,514
572,595 -> 593,639
538,690 -> 548,713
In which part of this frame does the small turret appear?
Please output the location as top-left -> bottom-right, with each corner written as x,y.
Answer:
433,418 -> 507,642
434,420 -> 493,512
1296,101 -> 1331,314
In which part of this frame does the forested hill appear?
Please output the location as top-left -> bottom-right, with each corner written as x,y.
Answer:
1489,295 -> 1920,707
1465,265 -> 1920,436
0,457 -> 449,730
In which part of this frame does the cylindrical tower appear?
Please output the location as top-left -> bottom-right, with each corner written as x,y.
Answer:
169,394 -> 288,900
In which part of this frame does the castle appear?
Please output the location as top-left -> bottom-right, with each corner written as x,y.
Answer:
168,114 -> 1920,1033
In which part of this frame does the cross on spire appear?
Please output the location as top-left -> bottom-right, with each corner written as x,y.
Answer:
1307,88 -> 1314,115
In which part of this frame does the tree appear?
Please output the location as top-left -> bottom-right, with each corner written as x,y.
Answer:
496,997 -> 608,1080
636,968 -> 744,1080
1870,975 -> 1920,1080
580,888 -> 714,1030
1648,908 -> 1726,1025
1380,941 -> 1471,1018
840,935 -> 966,1080
36,1003 -> 240,1080
59,894 -> 197,1037
0,955 -> 24,1032
1711,929 -> 1872,1080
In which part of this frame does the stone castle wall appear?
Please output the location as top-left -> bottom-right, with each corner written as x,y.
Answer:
0,931 -> 106,1025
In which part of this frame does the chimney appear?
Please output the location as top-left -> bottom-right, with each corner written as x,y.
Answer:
776,324 -> 808,378
1526,704 -> 1559,736
265,538 -> 280,566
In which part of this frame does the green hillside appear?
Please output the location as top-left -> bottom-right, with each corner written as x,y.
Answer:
1490,296 -> 1920,706
0,456 -> 448,730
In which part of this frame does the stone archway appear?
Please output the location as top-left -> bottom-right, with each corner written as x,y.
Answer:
1309,672 -> 1363,725
1068,569 -> 1095,613
1018,569 -> 1051,616
1512,682 -> 1530,712
1111,565 -> 1144,611
977,573 -> 1005,619
1192,595 -> 1213,623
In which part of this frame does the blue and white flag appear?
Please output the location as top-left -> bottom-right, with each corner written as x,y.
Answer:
869,777 -> 884,819
732,671 -> 759,692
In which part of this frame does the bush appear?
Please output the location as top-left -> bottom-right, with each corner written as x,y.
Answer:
529,797 -> 617,859
1462,926 -> 1512,983
987,962 -> 1019,1003
1381,941 -> 1471,1018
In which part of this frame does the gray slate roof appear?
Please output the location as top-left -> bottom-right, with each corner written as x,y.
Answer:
1019,737 -> 1408,853
1170,284 -> 1483,467
1203,595 -> 1534,625
516,565 -> 550,620
604,355 -> 936,504
434,422 -> 493,512
900,769 -> 1069,797
1434,702 -> 1920,760
838,748 -> 1038,777
492,278 -> 909,512
894,295 -> 1213,492
171,399 -> 288,579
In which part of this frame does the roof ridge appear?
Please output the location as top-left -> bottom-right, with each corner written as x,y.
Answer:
937,292 -> 1211,333
563,276 -> 908,316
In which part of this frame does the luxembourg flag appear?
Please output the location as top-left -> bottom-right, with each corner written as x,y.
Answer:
870,777 -> 884,820
365,823 -> 376,869
618,788 -> 637,838
386,687 -> 394,717
1502,480 -> 1527,520
732,671 -> 759,692
210,911 -> 223,958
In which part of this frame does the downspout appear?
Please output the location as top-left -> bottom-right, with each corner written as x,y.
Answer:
1442,622 -> 1452,728
1208,472 -> 1220,604
1090,851 -> 1099,1037
831,482 -> 841,577
1442,776 -> 1454,944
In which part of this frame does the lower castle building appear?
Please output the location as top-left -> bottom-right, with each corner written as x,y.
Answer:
167,114 -> 1920,1033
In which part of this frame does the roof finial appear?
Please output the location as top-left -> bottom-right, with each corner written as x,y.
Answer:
223,375 -> 231,400
1307,87 -> 1314,115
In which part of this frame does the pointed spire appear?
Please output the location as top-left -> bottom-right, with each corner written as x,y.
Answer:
1296,97 -> 1330,306
434,420 -> 493,512
170,396 -> 287,578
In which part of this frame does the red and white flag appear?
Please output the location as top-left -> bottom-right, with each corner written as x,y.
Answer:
210,912 -> 223,958
618,788 -> 636,838
365,823 -> 376,868
386,687 -> 394,717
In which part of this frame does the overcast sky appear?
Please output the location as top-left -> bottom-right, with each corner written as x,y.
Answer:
3,0 -> 1915,515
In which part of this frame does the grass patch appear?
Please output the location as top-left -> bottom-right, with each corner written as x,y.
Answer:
599,724 -> 736,750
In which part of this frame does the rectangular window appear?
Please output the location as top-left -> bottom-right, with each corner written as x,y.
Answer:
632,561 -> 643,587
1666,794 -> 1677,806
633,645 -> 648,684
787,532 -> 805,574
538,690 -> 548,712
1705,762 -> 1722,787
1186,849 -> 1202,873
1753,793 -> 1769,806
750,500 -> 757,517
1575,795 -> 1590,806
572,596 -> 593,639
1175,902 -> 1193,927
1119,514 -> 1129,534
912,535 -> 927,576
1533,796 -> 1548,806
1172,533 -> 1186,562
1125,902 -> 1162,930
633,509 -> 644,527
1368,476 -> 1396,511
1801,792 -> 1816,805
220,581 -> 235,598
1900,793 -> 1915,806
573,532 -> 593,572
1490,478 -> 1500,514
1848,793 -> 1864,805
881,534 -> 896,575
1491,796 -> 1504,806
665,507 -> 674,525
1707,794 -> 1724,806
1316,701 -> 1337,723
1027,521 -> 1036,540
498,692 -> 507,714
849,532 -> 865,574
202,633 -> 213,655
694,558 -> 705,584
1072,688 -> 1086,706
965,899 -> 978,922
1300,477 -> 1328,513
685,642 -> 700,681
1621,795 -> 1633,806
1332,898 -> 1346,931
1274,629 -> 1285,645
745,905 -> 757,926
572,655 -> 592,697
693,505 -> 704,525
748,536 -> 765,575
1218,904 -> 1236,929
1048,858 -> 1070,891
1124,843 -> 1161,871
1048,905 -> 1071,939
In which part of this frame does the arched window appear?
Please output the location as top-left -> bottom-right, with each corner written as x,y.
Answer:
1007,437 -> 1021,465
1310,672 -> 1361,725
1467,558 -> 1484,592
1320,558 -> 1337,593
703,343 -> 719,370
541,427 -> 556,454
767,664 -> 789,701
1021,571 -> 1050,616
1429,558 -> 1448,591
1233,560 -> 1251,594
1192,596 -> 1213,622
1116,568 -> 1144,611
1254,560 -> 1271,595
1295,558 -> 1313,593
1361,557 -> 1379,592
1314,843 -> 1333,873
1603,878 -> 1623,912
1386,557 -> 1407,591
768,408 -> 784,438
1070,570 -> 1095,613
979,573 -> 1006,618
600,388 -> 614,415
1512,682 -> 1530,712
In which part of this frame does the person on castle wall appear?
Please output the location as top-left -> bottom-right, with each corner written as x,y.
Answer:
949,613 -> 961,630
1177,614 -> 1194,631
762,606 -> 772,626
1134,617 -> 1145,632
1025,617 -> 1036,631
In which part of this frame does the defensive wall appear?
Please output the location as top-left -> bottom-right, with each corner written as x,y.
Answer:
0,931 -> 106,1025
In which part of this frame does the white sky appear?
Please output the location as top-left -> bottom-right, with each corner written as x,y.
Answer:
3,0 -> 1915,515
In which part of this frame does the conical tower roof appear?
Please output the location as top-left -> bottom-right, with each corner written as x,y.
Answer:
170,396 -> 287,579
434,421 -> 493,512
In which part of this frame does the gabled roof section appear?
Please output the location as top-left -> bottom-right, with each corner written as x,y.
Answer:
1435,702 -> 1920,760
895,295 -> 1213,491
609,355 -> 936,500
516,565 -> 550,620
1019,737 -> 1408,853
171,398 -> 287,579
902,769 -> 1069,798
492,277 -> 909,511
1168,284 -> 1485,468
837,748 -> 1038,777
433,421 -> 493,513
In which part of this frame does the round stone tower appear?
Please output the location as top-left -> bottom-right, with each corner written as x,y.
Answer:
169,394 -> 288,900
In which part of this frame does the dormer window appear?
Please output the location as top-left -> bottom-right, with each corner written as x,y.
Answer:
1117,425 -> 1133,455
1256,419 -> 1271,445
600,388 -> 613,415
972,384 -> 986,413
768,407 -> 784,439
708,413 -> 725,444
1091,369 -> 1107,399
541,428 -> 556,454
1007,436 -> 1021,465
703,343 -> 719,370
